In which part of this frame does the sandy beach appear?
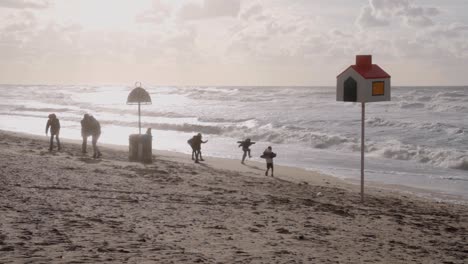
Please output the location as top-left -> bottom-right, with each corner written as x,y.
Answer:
0,130 -> 467,263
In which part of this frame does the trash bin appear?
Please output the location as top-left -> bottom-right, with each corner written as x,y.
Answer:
129,134 -> 152,163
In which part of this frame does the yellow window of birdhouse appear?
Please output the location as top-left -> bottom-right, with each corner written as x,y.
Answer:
372,81 -> 385,96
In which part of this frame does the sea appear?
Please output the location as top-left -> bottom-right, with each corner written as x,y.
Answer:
1,85 -> 467,202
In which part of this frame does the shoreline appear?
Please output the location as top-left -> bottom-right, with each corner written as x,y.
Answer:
2,129 -> 466,205
1,129 -> 467,263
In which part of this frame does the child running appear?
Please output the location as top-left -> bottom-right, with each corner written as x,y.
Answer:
237,138 -> 255,164
261,146 -> 276,177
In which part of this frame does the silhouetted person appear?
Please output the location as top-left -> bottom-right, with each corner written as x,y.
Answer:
238,138 -> 255,164
81,114 -> 90,153
81,114 -> 102,158
45,113 -> 61,151
192,133 -> 208,163
262,146 -> 276,177
187,136 -> 197,160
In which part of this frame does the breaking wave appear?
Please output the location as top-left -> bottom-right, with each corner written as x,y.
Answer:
370,140 -> 468,171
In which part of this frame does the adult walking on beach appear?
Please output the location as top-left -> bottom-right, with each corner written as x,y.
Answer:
261,146 -> 276,177
45,113 -> 61,151
192,133 -> 208,163
238,138 -> 255,164
81,114 -> 102,158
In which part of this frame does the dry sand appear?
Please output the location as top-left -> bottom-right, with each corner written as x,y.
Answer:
0,130 -> 467,263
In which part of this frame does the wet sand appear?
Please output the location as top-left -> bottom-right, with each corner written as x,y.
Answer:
0,130 -> 467,263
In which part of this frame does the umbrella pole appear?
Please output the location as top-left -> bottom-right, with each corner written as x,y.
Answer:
138,102 -> 141,134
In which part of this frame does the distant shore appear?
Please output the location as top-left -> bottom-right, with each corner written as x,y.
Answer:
0,130 -> 467,263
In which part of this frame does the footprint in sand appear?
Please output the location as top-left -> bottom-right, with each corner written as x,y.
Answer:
0,245 -> 15,251
78,157 -> 102,164
276,227 -> 291,234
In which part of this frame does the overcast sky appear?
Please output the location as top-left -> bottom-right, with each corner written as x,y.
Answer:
0,0 -> 467,86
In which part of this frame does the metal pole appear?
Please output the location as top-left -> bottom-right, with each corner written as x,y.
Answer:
138,102 -> 141,134
361,102 -> 365,202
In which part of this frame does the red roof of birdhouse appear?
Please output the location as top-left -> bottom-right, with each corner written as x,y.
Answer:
337,55 -> 391,79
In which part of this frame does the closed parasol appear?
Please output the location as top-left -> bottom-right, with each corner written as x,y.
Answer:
127,82 -> 152,134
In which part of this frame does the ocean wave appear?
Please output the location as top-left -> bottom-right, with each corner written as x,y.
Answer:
74,105 -> 194,119
433,91 -> 467,99
371,140 -> 468,171
416,95 -> 432,102
99,120 -> 225,135
366,117 -> 408,128
399,102 -> 425,109
13,106 -> 76,113
221,125 -> 359,150
394,89 -> 468,113
197,117 -> 255,123
366,117 -> 466,136
450,159 -> 468,171
140,111 -> 192,119
427,104 -> 468,113
222,126 -> 468,172
442,176 -> 468,182
171,86 -> 323,102
311,134 -> 354,149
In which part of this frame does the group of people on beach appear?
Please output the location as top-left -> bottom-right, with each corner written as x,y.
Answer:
187,136 -> 276,176
46,113 -> 276,175
45,113 -> 102,158
187,133 -> 208,163
239,138 -> 276,177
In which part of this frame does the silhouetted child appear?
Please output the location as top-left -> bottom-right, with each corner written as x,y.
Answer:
261,146 -> 276,177
238,138 -> 255,164
191,133 -> 208,163
45,113 -> 61,151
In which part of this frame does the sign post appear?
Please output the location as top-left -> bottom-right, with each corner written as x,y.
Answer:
336,55 -> 391,202
361,102 -> 365,202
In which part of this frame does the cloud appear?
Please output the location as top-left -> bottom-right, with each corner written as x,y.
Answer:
179,0 -> 240,20
226,2 -> 334,64
351,0 -> 468,62
0,21 -> 84,68
135,0 -> 172,24
356,0 -> 440,28
0,10 -> 36,33
0,0 -> 51,9
225,0 -> 468,76
356,6 -> 390,28
240,4 -> 262,20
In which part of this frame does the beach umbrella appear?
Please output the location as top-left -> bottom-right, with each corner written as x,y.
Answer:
127,82 -> 152,134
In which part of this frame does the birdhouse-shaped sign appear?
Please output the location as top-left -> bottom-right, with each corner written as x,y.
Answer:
337,55 -> 391,103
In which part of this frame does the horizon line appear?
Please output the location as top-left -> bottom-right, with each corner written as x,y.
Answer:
0,83 -> 468,88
